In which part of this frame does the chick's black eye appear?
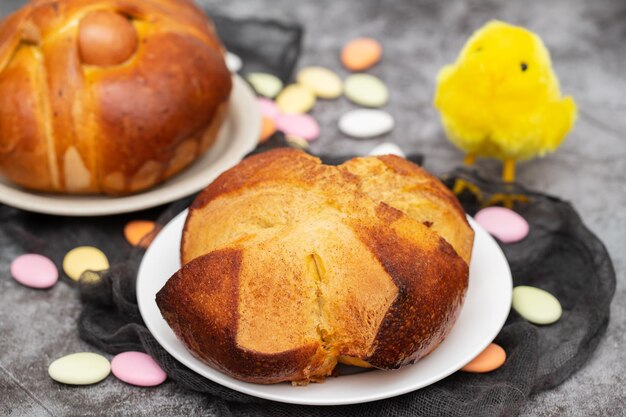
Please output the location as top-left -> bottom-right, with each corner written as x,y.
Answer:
521,62 -> 528,72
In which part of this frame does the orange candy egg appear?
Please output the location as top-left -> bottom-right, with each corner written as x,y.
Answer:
259,117 -> 277,143
341,38 -> 382,71
461,343 -> 506,373
124,220 -> 156,248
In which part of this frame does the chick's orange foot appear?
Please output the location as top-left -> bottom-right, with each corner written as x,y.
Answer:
450,176 -> 529,209
484,192 -> 529,209
452,178 -> 484,202
484,159 -> 530,208
451,154 -> 483,201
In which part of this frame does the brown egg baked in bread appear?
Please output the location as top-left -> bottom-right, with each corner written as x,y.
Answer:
157,149 -> 474,385
0,0 -> 231,194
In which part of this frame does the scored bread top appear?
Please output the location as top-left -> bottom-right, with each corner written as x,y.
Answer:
339,155 -> 473,264
0,0 -> 231,193
157,149 -> 473,384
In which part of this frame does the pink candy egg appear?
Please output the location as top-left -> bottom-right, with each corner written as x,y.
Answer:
111,351 -> 167,387
11,254 -> 58,289
258,97 -> 280,120
474,207 -> 529,243
276,113 -> 320,141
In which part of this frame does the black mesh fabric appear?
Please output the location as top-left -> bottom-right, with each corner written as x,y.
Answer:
0,13 -> 616,417
212,14 -> 303,83
442,168 -> 616,394
2,159 -> 614,417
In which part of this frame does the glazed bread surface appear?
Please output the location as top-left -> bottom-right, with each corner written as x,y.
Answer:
0,0 -> 231,194
157,149 -> 474,384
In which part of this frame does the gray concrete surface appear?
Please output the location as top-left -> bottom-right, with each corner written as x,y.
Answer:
1,0 -> 625,415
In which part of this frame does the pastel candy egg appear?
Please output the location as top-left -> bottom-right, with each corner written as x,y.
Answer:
344,74 -> 389,107
225,51 -> 242,73
63,246 -> 110,281
512,286 -> 562,325
259,117 -> 277,143
48,352 -> 111,385
296,66 -> 343,99
258,97 -> 280,119
80,270 -> 103,285
341,38 -> 383,71
369,142 -> 405,158
124,220 -> 156,248
10,254 -> 58,289
339,109 -> 394,139
285,135 -> 310,150
276,84 -> 316,114
461,343 -> 506,373
276,113 -> 320,141
246,73 -> 283,98
474,207 -> 529,243
111,351 -> 167,387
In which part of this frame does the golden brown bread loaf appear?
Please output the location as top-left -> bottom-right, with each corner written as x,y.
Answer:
157,149 -> 474,385
0,0 -> 231,194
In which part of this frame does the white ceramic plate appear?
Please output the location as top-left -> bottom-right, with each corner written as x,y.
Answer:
137,211 -> 512,406
0,75 -> 260,217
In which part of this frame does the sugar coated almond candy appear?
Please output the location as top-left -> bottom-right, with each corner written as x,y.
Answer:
11,254 -> 58,289
276,84 -> 316,114
246,73 -> 283,98
63,246 -> 110,281
111,351 -> 167,387
339,109 -> 394,139
475,207 -> 529,243
296,66 -> 343,99
49,352 -> 111,385
341,38 -> 383,71
225,51 -> 242,73
344,74 -> 389,107
285,135 -> 310,150
258,98 -> 280,120
124,220 -> 156,248
369,142 -> 405,158
512,286 -> 562,325
461,343 -> 506,373
260,117 -> 277,143
276,113 -> 320,141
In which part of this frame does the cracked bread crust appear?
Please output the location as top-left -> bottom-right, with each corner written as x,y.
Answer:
157,148 -> 472,384
352,207 -> 469,368
340,155 -> 474,265
156,248 -> 332,384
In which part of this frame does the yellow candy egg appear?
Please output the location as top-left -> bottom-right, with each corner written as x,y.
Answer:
63,246 -> 110,281
276,84 -> 317,114
296,66 -> 343,99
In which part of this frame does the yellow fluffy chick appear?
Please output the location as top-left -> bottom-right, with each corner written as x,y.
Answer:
434,20 -> 577,184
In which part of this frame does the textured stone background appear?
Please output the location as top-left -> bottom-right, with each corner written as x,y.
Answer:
1,0 -> 625,416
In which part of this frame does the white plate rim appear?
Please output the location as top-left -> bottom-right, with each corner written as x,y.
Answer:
0,75 -> 260,217
137,211 -> 512,406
